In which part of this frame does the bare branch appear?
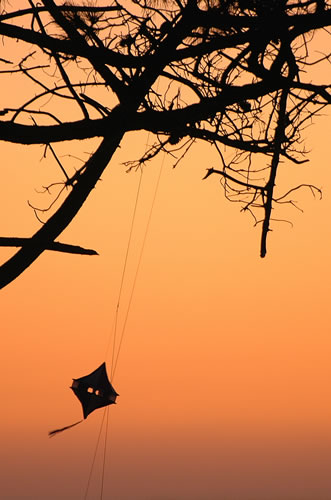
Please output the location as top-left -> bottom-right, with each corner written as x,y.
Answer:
0,0 -> 329,285
0,237 -> 98,256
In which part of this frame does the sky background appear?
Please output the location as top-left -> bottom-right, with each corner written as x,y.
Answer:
1,4 -> 331,500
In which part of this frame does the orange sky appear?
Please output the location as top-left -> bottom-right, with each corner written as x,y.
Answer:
1,4 -> 331,500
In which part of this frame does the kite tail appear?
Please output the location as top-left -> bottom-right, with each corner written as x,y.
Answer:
48,419 -> 83,437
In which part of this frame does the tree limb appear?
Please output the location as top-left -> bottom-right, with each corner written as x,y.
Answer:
0,237 -> 98,255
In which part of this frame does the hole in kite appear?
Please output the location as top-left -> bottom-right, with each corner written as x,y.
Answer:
87,387 -> 94,394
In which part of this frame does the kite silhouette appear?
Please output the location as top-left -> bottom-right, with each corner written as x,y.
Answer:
49,363 -> 118,437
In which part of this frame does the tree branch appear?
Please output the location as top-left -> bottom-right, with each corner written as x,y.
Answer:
0,237 -> 98,255
0,132 -> 123,288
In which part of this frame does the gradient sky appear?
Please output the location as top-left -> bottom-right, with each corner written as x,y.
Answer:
1,5 -> 331,500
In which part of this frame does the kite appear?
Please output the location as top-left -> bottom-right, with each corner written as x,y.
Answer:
49,362 -> 118,437
71,362 -> 118,418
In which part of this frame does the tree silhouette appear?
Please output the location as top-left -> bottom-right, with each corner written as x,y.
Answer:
0,0 -> 330,288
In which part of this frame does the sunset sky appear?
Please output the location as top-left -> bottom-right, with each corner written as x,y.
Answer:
1,3 -> 331,500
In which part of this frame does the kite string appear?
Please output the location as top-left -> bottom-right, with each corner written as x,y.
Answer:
83,147 -> 148,500
83,154 -> 147,500
111,154 -> 164,380
109,76 -> 162,380
100,406 -> 110,500
95,122 -> 164,500
108,167 -> 144,377
83,408 -> 107,500
98,150 -> 164,500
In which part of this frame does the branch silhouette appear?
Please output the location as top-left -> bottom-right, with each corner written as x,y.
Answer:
0,237 -> 98,256
0,0 -> 329,287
